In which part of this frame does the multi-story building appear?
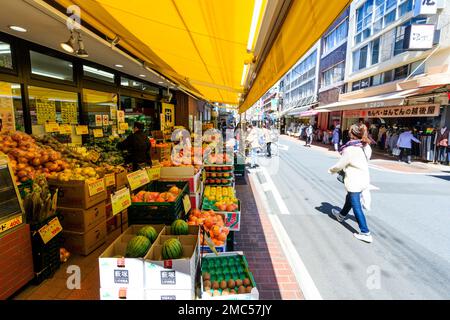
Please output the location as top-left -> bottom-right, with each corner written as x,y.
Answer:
279,41 -> 321,128
317,7 -> 350,131
317,0 -> 450,161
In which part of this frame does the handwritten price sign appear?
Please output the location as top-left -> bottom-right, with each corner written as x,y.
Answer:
0,215 -> 23,235
127,169 -> 150,191
76,125 -> 88,135
111,187 -> 132,216
104,173 -> 116,187
38,217 -> 63,244
88,178 -> 106,196
146,166 -> 161,181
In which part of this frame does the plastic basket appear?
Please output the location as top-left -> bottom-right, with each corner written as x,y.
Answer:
128,181 -> 189,225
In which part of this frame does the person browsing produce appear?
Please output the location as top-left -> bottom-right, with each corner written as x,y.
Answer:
119,122 -> 152,171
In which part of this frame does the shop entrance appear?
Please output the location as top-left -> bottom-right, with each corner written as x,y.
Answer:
120,96 -> 160,137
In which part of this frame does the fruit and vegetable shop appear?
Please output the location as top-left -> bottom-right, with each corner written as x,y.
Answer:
0,26 -> 253,301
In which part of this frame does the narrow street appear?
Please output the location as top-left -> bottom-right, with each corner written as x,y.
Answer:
248,135 -> 450,300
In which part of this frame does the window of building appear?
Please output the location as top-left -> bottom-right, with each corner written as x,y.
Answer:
394,17 -> 428,56
0,41 -> 13,70
83,65 -> 115,83
352,81 -> 361,91
359,45 -> 368,70
28,86 -> 79,142
394,65 -> 408,80
371,38 -> 380,65
0,82 -> 24,132
383,70 -> 394,83
399,0 -> 413,17
323,20 -> 348,55
409,59 -> 425,76
360,78 -> 371,89
384,9 -> 396,27
322,62 -> 345,87
30,51 -> 73,82
371,73 -> 383,86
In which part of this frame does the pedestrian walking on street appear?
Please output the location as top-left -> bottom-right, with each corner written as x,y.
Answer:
397,127 -> 420,164
262,124 -> 272,157
328,123 -> 373,243
332,124 -> 341,151
305,123 -> 313,147
246,124 -> 260,168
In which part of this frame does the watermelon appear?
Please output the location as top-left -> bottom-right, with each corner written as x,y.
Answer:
161,238 -> 183,260
125,235 -> 151,258
137,226 -> 158,243
171,219 -> 189,235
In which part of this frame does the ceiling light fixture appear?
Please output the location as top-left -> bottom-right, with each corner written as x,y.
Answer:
75,32 -> 89,58
247,0 -> 264,52
139,74 -> 146,77
115,64 -> 124,68
240,64 -> 249,87
158,81 -> 164,84
9,25 -> 27,33
60,31 -> 76,53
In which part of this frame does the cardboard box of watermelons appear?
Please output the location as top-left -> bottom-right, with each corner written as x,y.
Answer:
98,224 -> 165,289
143,225 -> 199,296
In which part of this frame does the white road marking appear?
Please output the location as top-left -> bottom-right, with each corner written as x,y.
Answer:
248,173 -> 323,300
261,166 -> 291,215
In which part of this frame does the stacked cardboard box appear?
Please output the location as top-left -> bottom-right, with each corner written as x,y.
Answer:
50,179 -> 108,256
98,225 -> 200,300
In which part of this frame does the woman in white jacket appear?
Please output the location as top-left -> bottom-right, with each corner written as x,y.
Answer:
328,124 -> 373,243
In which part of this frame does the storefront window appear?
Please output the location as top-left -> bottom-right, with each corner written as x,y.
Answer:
28,86 -> 79,143
121,77 -> 159,95
83,65 -> 115,83
30,51 -> 73,82
82,89 -> 118,136
0,41 -> 13,69
0,82 -> 24,132
120,96 -> 160,134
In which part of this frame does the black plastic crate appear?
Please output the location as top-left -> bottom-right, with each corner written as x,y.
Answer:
128,181 -> 189,225
30,214 -> 63,284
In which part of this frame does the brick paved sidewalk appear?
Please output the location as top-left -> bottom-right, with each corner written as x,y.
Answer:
235,176 -> 304,300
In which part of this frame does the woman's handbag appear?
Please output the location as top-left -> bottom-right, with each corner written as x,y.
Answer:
337,170 -> 345,183
392,147 -> 401,156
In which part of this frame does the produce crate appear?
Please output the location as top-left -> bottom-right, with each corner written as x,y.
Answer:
128,181 -> 189,225
30,215 -> 63,285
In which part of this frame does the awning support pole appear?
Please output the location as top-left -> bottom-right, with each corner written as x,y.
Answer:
403,44 -> 441,83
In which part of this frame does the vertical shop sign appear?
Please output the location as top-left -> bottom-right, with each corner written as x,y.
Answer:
0,83 -> 15,132
117,110 -> 125,123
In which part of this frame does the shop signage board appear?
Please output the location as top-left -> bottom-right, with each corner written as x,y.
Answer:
59,124 -> 72,135
88,178 -> 106,197
127,169 -> 150,191
0,215 -> 23,235
36,100 -> 56,125
111,187 -> 132,216
44,122 -> 60,133
343,104 -> 440,118
102,115 -> 109,126
414,0 -> 438,16
38,217 -> 63,244
95,114 -> 102,127
93,128 -> 104,138
104,173 -> 116,187
76,125 -> 89,135
404,24 -> 435,50
61,102 -> 78,124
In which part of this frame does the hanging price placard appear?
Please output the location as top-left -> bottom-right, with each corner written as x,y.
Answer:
87,178 -> 106,196
146,166 -> 161,181
183,194 -> 191,214
104,173 -> 116,187
93,128 -> 104,138
119,122 -> 129,131
127,169 -> 150,191
95,114 -> 102,126
111,187 -> 132,216
76,125 -> 88,135
38,217 -> 63,245
59,124 -> 72,135
44,122 -> 60,133
102,115 -> 109,126
117,110 -> 125,123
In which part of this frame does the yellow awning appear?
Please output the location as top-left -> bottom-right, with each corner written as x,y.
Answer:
240,0 -> 351,113
53,0 -> 349,111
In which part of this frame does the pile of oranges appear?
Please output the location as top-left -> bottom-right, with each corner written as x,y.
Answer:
188,209 -> 230,246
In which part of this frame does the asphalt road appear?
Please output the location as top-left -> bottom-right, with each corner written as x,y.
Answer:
249,135 -> 450,300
